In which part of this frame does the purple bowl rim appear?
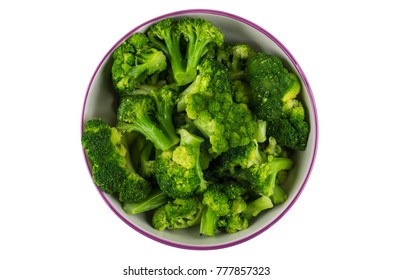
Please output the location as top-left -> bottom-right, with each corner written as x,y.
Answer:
81,8 -> 319,251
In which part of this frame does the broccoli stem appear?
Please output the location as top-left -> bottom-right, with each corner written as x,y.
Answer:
117,115 -> 176,151
122,189 -> 168,215
243,195 -> 273,220
157,100 -> 179,146
200,206 -> 219,237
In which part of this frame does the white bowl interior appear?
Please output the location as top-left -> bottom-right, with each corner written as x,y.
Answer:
82,10 -> 318,250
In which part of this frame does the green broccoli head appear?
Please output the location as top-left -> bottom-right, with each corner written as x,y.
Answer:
212,139 -> 264,176
147,17 -> 224,86
176,58 -> 257,156
200,182 -> 250,236
112,33 -> 167,95
81,118 -> 152,203
202,186 -> 231,217
81,118 -> 126,163
246,52 -> 309,151
245,156 -> 292,202
152,196 -> 203,231
154,129 -> 206,198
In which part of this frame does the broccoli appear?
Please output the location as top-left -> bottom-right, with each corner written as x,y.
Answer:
177,58 -> 257,156
154,128 -> 207,198
243,195 -> 274,220
147,17 -> 224,86
112,33 -> 167,95
123,189 -> 168,215
152,196 -> 203,231
237,155 -> 293,204
200,183 -> 251,236
81,118 -> 152,203
218,196 -> 249,234
138,138 -> 155,179
217,43 -> 255,80
116,87 -> 179,151
245,52 -> 309,151
200,184 -> 231,236
212,139 -> 265,176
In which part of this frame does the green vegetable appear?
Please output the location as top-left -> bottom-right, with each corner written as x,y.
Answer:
177,58 -> 257,156
154,128 -> 206,198
147,17 -> 224,86
123,189 -> 168,215
116,87 -> 179,151
112,33 -> 167,95
217,42 -> 255,80
245,52 -> 309,151
81,16 -> 310,237
152,196 -> 203,231
81,118 -> 152,203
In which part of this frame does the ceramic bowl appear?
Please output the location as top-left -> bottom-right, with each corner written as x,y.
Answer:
81,9 -> 318,250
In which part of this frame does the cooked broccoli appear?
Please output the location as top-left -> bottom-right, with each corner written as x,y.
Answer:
152,196 -> 203,231
217,43 -> 255,80
237,155 -> 293,204
116,87 -> 179,151
123,189 -> 168,215
243,195 -> 273,220
200,184 -> 231,236
212,139 -> 265,176
154,128 -> 207,198
246,52 -> 309,151
112,33 -> 167,95
81,118 -> 152,203
138,138 -> 155,179
218,196 -> 249,234
147,17 -> 224,86
177,58 -> 257,156
200,183 -> 251,236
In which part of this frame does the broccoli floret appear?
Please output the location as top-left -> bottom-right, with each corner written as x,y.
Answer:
219,214 -> 249,234
221,181 -> 250,200
152,196 -> 203,231
81,118 -> 152,203
177,58 -> 257,156
217,196 -> 249,234
217,43 -> 255,80
147,17 -> 224,86
154,128 -> 207,198
243,195 -> 274,220
200,182 -> 252,236
238,155 -> 293,203
246,52 -> 309,151
123,189 -> 168,215
200,185 -> 231,236
112,33 -> 167,95
212,139 -> 265,176
116,90 -> 179,151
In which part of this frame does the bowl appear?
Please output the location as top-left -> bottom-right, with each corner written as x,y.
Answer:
81,9 -> 318,250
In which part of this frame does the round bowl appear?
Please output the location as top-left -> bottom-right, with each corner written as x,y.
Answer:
81,9 -> 318,250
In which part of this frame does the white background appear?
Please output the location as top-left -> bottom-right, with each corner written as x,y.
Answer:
1,0 -> 392,279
